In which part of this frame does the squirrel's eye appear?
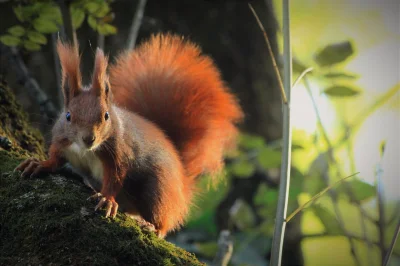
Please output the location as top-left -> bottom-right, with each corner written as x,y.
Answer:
104,111 -> 109,121
66,112 -> 71,122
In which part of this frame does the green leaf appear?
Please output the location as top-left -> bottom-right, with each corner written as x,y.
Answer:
0,35 -> 21,46
323,85 -> 361,97
230,160 -> 255,178
27,31 -> 47,45
94,2 -> 110,18
314,41 -> 354,67
87,15 -> 97,30
13,6 -> 25,22
97,23 -> 117,35
254,183 -> 278,206
71,8 -> 85,29
33,18 -> 59,33
323,72 -> 359,80
256,146 -> 281,169
23,40 -> 41,51
8,26 -> 25,37
239,133 -> 266,150
337,179 -> 376,202
312,205 -> 344,235
84,2 -> 100,13
40,5 -> 62,24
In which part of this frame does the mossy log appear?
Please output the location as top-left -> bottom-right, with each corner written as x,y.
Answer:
0,81 -> 203,266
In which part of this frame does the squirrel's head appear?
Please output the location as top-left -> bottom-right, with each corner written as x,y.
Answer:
56,40 -> 112,150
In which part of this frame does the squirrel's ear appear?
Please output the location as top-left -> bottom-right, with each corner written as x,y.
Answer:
57,40 -> 82,106
91,48 -> 109,98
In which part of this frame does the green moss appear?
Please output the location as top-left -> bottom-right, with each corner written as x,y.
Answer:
0,82 -> 204,265
0,80 -> 46,160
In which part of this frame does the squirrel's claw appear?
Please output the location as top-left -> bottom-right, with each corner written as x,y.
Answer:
15,158 -> 42,178
90,193 -> 118,218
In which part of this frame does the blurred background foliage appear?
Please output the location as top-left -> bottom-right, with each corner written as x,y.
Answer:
0,0 -> 399,266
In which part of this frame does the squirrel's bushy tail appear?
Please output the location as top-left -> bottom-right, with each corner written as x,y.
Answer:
110,33 -> 243,181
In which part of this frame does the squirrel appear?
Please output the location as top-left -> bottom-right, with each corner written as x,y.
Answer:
15,33 -> 243,238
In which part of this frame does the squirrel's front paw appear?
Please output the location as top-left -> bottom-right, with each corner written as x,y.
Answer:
15,158 -> 46,178
88,193 -> 119,218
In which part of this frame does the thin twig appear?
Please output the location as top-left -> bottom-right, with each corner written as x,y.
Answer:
269,0 -> 292,265
383,217 -> 400,266
387,201 -> 400,226
127,0 -> 147,50
248,3 -> 287,104
346,131 -> 375,266
376,158 -> 386,265
292,67 -> 313,89
0,44 -> 58,124
286,172 -> 359,222
212,230 -> 233,266
303,76 -> 363,266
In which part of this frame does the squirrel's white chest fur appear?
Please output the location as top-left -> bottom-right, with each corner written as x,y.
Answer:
63,142 -> 104,186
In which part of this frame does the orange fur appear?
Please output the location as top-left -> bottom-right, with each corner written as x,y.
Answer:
92,48 -> 109,97
18,34 -> 243,237
110,33 -> 244,181
56,40 -> 82,106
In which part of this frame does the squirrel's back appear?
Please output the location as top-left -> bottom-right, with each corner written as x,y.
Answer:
109,33 -> 243,180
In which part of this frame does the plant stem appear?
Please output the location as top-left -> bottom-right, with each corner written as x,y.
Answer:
127,0 -> 147,50
269,0 -> 292,265
303,76 -> 363,266
286,172 -> 359,222
248,3 -> 287,103
376,160 -> 386,265
383,216 -> 400,266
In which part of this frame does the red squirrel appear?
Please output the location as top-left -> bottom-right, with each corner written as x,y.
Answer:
15,33 -> 243,238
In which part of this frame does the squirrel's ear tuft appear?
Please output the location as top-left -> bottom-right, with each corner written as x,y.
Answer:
91,48 -> 109,97
57,40 -> 82,106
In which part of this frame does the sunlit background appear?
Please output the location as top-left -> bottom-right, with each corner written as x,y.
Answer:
273,0 -> 399,265
0,0 -> 398,265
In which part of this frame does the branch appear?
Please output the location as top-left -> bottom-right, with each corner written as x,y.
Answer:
212,230 -> 233,266
286,172 -> 359,222
383,217 -> 400,266
270,0 -> 292,265
127,0 -> 147,50
376,157 -> 386,264
0,44 -> 58,124
248,3 -> 287,104
387,201 -> 400,226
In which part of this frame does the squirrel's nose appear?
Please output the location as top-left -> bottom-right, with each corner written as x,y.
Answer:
83,135 -> 96,147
